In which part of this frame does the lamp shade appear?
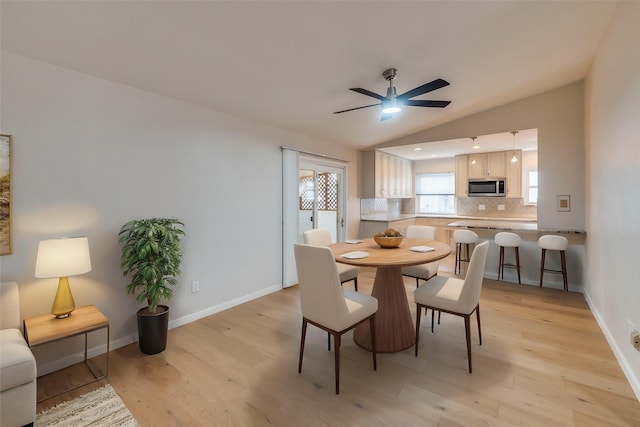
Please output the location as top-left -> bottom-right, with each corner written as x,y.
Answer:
35,237 -> 92,278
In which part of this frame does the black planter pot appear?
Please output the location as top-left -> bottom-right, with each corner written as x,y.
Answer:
136,305 -> 169,355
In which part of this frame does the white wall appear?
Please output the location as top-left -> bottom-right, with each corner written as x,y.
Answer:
0,52 -> 360,373
584,1 -> 640,399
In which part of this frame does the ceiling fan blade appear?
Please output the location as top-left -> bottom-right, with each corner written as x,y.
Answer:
397,78 -> 449,101
380,113 -> 393,121
350,88 -> 387,101
333,103 -> 381,114
404,99 -> 451,108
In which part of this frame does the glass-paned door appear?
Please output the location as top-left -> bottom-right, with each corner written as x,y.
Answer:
282,149 -> 347,288
298,159 -> 345,244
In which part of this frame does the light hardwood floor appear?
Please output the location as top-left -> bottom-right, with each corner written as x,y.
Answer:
37,264 -> 640,426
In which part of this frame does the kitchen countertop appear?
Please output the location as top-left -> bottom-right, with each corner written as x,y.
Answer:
447,220 -> 538,231
448,219 -> 586,234
360,215 -> 584,233
359,214 -> 417,222
360,214 -> 537,222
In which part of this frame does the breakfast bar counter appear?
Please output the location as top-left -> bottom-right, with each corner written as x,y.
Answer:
447,220 -> 538,232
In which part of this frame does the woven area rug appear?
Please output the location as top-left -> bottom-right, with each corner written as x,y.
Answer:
36,384 -> 139,427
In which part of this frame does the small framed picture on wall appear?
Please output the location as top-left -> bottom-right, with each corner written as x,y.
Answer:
557,195 -> 570,212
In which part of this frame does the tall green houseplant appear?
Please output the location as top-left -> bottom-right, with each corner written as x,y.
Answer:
119,218 -> 185,313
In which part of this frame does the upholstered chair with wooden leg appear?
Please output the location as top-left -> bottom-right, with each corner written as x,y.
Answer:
303,229 -> 359,291
538,235 -> 569,291
453,229 -> 479,275
294,244 -> 378,394
401,225 -> 440,287
413,240 -> 489,373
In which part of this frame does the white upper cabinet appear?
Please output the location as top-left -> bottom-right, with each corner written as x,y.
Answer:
457,150 -> 522,197
468,151 -> 506,178
506,150 -> 522,197
363,150 -> 413,198
375,151 -> 389,198
455,155 -> 469,197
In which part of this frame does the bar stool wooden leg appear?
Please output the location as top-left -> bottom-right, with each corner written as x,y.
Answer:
460,243 -> 472,274
539,248 -> 546,287
498,246 -> 505,280
515,247 -> 521,284
560,250 -> 568,291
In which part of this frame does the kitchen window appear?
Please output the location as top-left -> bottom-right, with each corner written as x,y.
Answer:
416,172 -> 455,214
526,169 -> 538,205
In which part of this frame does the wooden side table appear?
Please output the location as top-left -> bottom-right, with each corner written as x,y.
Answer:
23,304 -> 110,402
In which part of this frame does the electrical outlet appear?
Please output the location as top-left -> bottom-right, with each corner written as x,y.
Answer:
498,204 -> 505,211
191,280 -> 200,293
632,331 -> 640,352
479,204 -> 486,211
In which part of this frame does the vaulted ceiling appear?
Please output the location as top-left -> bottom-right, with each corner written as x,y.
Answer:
0,1 -> 616,149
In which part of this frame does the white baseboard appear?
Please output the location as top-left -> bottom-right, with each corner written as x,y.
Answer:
583,289 -> 640,401
168,284 -> 283,329
36,284 -> 284,376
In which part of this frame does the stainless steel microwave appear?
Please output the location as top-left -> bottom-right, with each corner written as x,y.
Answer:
468,178 -> 506,197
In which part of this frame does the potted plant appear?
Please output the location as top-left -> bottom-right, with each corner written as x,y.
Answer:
118,218 -> 185,354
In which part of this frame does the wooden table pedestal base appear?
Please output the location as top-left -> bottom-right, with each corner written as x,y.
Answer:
353,266 -> 415,353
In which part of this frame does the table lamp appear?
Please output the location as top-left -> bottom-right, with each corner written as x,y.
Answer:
35,237 -> 92,318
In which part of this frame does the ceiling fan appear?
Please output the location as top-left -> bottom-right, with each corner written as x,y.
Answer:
333,68 -> 451,121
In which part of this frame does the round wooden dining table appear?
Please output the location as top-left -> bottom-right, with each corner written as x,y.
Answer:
329,238 -> 451,353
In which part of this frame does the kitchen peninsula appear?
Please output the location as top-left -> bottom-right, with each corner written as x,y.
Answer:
359,214 -> 585,292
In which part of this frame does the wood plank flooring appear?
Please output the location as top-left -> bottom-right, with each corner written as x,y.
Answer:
36,266 -> 640,426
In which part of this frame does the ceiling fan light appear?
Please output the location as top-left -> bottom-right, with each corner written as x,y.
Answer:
382,105 -> 402,114
382,98 -> 402,114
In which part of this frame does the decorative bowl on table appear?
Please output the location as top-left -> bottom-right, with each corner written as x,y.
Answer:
373,228 -> 404,248
373,236 -> 404,248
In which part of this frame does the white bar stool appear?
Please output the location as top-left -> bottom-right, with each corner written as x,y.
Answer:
494,232 -> 522,284
538,235 -> 569,291
453,229 -> 479,275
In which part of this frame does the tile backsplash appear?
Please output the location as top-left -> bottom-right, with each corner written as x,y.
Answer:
456,197 -> 536,218
362,197 -> 536,219
361,198 -> 402,217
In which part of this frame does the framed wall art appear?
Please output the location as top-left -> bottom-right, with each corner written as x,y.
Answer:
1,134 -> 12,255
557,194 -> 570,212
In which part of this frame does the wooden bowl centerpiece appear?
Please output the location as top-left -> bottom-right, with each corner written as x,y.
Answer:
373,228 -> 403,248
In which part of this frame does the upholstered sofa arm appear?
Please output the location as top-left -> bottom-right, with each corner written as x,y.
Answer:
1,282 -> 37,427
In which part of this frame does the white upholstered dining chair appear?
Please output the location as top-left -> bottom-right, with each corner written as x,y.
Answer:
413,240 -> 489,373
294,244 -> 378,394
401,225 -> 440,287
303,229 -> 359,291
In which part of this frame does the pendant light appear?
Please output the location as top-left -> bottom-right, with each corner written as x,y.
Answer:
510,131 -> 518,163
470,137 -> 478,164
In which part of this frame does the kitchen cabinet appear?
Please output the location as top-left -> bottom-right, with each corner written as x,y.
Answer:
455,155 -> 469,197
456,150 -> 523,197
363,150 -> 413,198
468,151 -> 506,178
506,150 -> 522,197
